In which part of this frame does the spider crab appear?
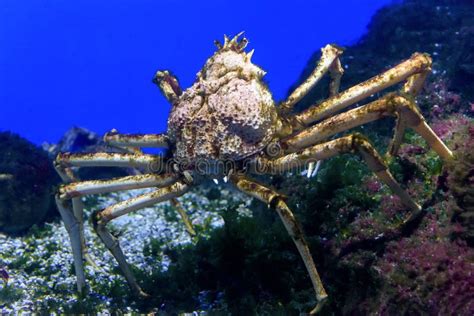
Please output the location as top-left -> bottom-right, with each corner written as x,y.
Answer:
55,32 -> 452,314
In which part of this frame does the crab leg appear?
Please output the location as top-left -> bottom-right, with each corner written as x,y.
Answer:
328,57 -> 344,97
55,172 -> 179,293
59,174 -> 196,238
259,134 -> 421,213
170,198 -> 196,237
280,44 -> 344,112
231,174 -> 327,314
92,181 -> 189,296
385,70 -> 432,155
56,152 -> 164,173
282,93 -> 453,161
103,131 -> 170,149
403,70 -> 430,96
55,194 -> 87,295
59,173 -> 178,200
55,151 -> 165,238
54,163 -> 91,281
293,46 -> 343,177
294,53 -> 432,126
153,70 -> 182,103
55,151 -> 168,293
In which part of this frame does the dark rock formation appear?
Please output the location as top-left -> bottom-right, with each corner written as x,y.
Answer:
0,132 -> 60,234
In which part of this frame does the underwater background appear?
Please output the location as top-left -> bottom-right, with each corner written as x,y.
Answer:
1,0 -> 473,314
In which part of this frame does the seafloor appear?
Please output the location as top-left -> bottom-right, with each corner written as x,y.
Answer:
1,0 -> 474,314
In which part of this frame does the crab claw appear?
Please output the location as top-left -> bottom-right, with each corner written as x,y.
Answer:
153,70 -> 182,103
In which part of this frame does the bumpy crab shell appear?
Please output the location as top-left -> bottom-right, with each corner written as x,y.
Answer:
167,34 -> 282,163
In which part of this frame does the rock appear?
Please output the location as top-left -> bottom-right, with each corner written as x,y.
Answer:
448,125 -> 474,245
0,132 -> 60,234
43,126 -> 109,156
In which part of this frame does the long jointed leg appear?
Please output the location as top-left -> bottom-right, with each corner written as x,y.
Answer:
280,44 -> 344,112
56,152 -> 162,172
56,173 -> 179,294
59,173 -> 178,200
171,198 -> 196,237
103,130 -> 170,149
92,182 -> 189,297
55,152 -> 165,247
56,195 -> 87,294
55,152 -> 167,294
54,163 -> 91,292
282,93 -> 453,161
259,134 -> 421,213
304,46 -> 344,177
230,175 -> 328,315
59,172 -> 197,238
294,53 -> 432,126
328,56 -> 344,97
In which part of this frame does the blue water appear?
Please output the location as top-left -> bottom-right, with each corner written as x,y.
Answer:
0,0 -> 394,145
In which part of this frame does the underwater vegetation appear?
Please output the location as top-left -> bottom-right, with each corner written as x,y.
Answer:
1,0 -> 474,314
